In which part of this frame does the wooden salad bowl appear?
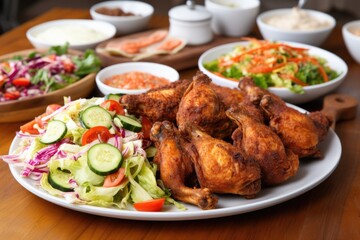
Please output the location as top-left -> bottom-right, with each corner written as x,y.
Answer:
0,49 -> 96,123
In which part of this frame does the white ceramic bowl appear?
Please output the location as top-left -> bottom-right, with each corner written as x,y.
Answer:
26,19 -> 116,51
198,41 -> 348,104
205,0 -> 260,37
96,62 -> 180,95
257,8 -> 336,46
342,20 -> 360,64
90,1 -> 154,35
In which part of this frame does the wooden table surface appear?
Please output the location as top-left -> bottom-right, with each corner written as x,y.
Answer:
1,8 -> 360,240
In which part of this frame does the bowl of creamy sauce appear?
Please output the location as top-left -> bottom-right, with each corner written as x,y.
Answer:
265,7 -> 331,31
27,19 -> 116,51
257,8 -> 336,46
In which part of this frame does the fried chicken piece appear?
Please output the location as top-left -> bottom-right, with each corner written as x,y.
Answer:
150,121 -> 218,210
210,83 -> 245,109
176,71 -> 235,139
309,111 -> 332,142
260,94 -> 326,158
226,105 -> 299,185
183,124 -> 261,198
120,78 -> 192,123
238,76 -> 282,105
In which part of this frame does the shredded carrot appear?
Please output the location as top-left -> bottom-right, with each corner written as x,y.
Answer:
212,72 -> 239,82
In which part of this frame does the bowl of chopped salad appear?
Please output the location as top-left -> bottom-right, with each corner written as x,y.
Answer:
198,38 -> 347,104
0,44 -> 101,122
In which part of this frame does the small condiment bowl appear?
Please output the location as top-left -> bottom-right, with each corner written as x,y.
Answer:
96,62 -> 180,96
90,1 -> 154,35
342,20 -> 360,64
26,19 -> 116,51
257,8 -> 336,46
205,0 -> 260,37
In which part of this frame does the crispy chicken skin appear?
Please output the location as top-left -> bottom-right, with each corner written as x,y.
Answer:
120,78 -> 192,123
183,124 -> 261,198
176,71 -> 235,139
238,76 -> 283,105
210,83 -> 245,109
226,106 -> 299,186
150,121 -> 218,210
308,111 -> 332,142
260,94 -> 323,158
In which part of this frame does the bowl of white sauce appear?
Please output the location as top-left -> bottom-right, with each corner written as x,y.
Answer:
257,8 -> 336,46
26,19 -> 117,51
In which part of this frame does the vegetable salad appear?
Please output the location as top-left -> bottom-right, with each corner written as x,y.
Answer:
0,44 -> 101,102
203,38 -> 339,93
1,97 -> 184,211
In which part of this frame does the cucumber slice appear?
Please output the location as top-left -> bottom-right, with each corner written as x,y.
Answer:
88,143 -> 123,176
80,105 -> 112,129
115,115 -> 142,132
105,93 -> 122,102
40,120 -> 67,144
48,168 -> 73,192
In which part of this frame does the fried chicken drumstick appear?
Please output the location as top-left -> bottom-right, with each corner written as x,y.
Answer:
182,124 -> 261,198
176,71 -> 235,139
150,121 -> 218,210
226,105 -> 299,186
260,94 -> 330,158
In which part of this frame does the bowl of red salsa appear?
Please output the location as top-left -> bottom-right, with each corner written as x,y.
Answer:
95,62 -> 180,95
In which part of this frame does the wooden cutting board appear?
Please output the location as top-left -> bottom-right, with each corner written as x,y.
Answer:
95,29 -> 241,70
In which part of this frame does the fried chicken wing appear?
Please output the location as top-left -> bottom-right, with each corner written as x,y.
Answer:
120,78 -> 191,122
176,71 -> 235,139
226,106 -> 299,185
183,124 -> 261,198
150,121 -> 218,210
260,94 -> 325,158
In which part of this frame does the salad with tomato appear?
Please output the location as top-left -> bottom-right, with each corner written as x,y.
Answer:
203,38 -> 339,93
0,44 -> 101,102
1,97 -> 184,212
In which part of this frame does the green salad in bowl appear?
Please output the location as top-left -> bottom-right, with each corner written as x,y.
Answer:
199,39 -> 347,104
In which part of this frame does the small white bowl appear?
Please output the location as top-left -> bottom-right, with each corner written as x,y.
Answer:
342,20 -> 360,64
26,19 -> 116,51
96,62 -> 180,95
257,8 -> 336,46
90,1 -> 154,35
205,0 -> 260,37
198,41 -> 348,104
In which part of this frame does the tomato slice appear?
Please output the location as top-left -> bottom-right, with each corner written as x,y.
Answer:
20,118 -> 42,134
103,168 -> 126,187
12,78 -> 31,87
45,104 -> 62,114
62,59 -> 75,73
133,198 -> 166,212
100,100 -> 125,115
4,91 -> 20,100
141,116 -> 152,139
81,126 -> 112,145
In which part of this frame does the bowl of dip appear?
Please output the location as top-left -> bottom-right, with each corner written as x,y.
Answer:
96,62 -> 180,95
256,8 -> 336,46
342,20 -> 360,64
26,19 -> 116,51
90,1 -> 154,35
